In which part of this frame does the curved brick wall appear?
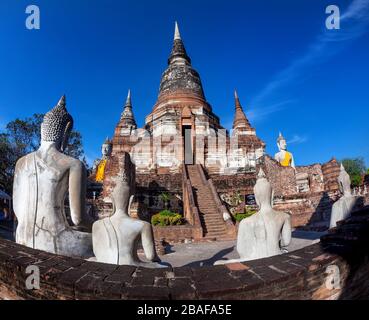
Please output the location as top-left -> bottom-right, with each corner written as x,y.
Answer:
1,207 -> 368,300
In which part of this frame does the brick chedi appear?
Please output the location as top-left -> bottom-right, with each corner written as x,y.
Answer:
109,22 -> 265,175
227,90 -> 265,174
112,89 -> 138,155
96,22 -> 346,239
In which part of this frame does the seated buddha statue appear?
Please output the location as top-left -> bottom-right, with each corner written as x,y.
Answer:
13,96 -> 93,257
215,169 -> 292,264
92,152 -> 167,268
94,138 -> 112,183
274,132 -> 295,168
329,164 -> 358,228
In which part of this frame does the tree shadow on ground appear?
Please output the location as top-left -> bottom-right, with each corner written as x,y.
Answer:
182,246 -> 235,268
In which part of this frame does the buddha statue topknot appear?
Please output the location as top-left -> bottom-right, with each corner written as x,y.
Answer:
13,96 -> 93,257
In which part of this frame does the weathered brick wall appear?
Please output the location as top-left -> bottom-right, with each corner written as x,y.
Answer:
295,164 -> 325,193
210,173 -> 256,194
136,173 -> 183,216
322,158 -> 340,192
1,207 -> 368,300
264,156 -> 297,196
213,156 -> 343,227
153,225 -> 202,243
273,191 -> 340,227
136,174 -> 182,192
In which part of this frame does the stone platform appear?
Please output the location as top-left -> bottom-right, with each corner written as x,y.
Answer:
0,206 -> 368,299
140,230 -> 323,268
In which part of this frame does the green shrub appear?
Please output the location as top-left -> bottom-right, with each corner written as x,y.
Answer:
151,210 -> 184,226
158,209 -> 173,216
245,208 -> 257,216
234,209 -> 257,222
234,213 -> 248,222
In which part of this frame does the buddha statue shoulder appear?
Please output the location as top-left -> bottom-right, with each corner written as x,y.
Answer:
13,96 -> 93,258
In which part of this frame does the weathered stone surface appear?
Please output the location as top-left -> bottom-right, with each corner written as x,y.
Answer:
13,96 -> 93,258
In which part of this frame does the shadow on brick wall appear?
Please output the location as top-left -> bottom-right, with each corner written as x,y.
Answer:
320,205 -> 369,299
308,192 -> 332,227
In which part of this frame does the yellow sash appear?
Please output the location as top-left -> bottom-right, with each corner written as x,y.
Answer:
95,159 -> 107,182
280,152 -> 292,167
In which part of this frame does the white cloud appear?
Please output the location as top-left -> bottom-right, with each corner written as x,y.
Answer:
221,99 -> 295,131
252,0 -> 369,104
247,100 -> 296,122
287,134 -> 308,145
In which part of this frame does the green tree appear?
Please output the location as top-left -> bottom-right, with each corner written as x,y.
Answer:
0,133 -> 16,194
0,114 -> 86,194
341,158 -> 366,188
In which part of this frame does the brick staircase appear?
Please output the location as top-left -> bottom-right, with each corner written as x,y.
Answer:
186,165 -> 234,240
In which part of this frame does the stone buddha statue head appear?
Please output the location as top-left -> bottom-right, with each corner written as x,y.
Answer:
338,164 -> 352,196
254,168 -> 273,209
277,132 -> 287,151
101,137 -> 112,158
41,95 -> 73,152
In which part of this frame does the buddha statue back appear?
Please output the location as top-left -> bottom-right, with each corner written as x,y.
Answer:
92,152 -> 166,268
13,96 -> 93,258
215,169 -> 292,265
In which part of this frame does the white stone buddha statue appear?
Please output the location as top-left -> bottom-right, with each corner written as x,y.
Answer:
92,153 -> 166,268
215,169 -> 292,264
329,164 -> 357,228
13,96 -> 93,257
274,132 -> 295,168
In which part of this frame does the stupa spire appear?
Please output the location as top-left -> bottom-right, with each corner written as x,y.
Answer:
174,21 -> 181,40
157,22 -> 205,101
58,95 -> 66,108
232,90 -> 252,130
125,89 -> 131,107
168,21 -> 191,65
120,89 -> 137,130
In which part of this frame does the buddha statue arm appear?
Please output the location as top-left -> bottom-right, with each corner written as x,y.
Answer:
141,223 -> 161,262
69,161 -> 90,228
280,215 -> 292,248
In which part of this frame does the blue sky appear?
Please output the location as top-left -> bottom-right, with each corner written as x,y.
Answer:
0,0 -> 368,167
